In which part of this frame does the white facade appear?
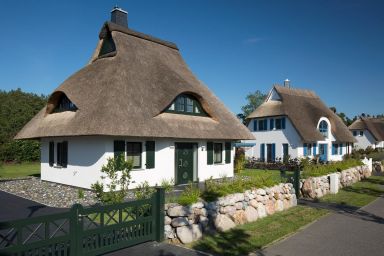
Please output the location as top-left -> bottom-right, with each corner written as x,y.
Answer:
41,136 -> 234,189
351,129 -> 383,149
244,116 -> 352,162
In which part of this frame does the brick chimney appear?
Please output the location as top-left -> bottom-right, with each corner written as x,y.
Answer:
111,6 -> 128,27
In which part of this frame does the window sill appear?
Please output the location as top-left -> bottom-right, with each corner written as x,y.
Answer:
214,162 -> 226,165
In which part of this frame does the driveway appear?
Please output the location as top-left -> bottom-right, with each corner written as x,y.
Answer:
259,197 -> 384,256
0,190 -> 67,221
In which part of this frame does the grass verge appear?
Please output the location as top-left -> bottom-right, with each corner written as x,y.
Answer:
0,162 -> 40,178
189,206 -> 328,256
320,175 -> 384,207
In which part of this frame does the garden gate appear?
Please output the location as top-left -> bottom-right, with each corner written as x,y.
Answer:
0,188 -> 165,256
280,169 -> 301,198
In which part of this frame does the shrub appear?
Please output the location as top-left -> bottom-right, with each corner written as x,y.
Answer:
160,178 -> 174,193
78,189 -> 85,199
134,181 -> 156,200
301,158 -> 363,178
234,148 -> 246,173
178,182 -> 201,206
91,155 -> 133,204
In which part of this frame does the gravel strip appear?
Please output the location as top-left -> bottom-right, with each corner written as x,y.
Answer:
0,178 -> 134,208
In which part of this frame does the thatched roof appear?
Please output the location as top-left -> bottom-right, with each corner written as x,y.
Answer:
246,85 -> 356,143
16,21 -> 254,140
349,118 -> 384,141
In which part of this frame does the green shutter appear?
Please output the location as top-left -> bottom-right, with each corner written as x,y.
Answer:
207,142 -> 213,165
146,141 -> 155,169
49,141 -> 54,167
225,142 -> 231,163
114,140 -> 125,158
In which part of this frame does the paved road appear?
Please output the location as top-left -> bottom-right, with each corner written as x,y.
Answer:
0,190 -> 67,221
259,197 -> 384,256
105,241 -> 209,256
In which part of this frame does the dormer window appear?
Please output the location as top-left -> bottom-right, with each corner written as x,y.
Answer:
319,120 -> 328,138
98,32 -> 116,57
54,94 -> 77,113
166,94 -> 207,116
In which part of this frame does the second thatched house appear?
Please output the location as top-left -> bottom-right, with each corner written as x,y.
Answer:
349,117 -> 384,149
243,81 -> 356,162
15,7 -> 254,189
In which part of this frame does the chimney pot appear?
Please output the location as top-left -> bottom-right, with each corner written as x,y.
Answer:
284,79 -> 290,88
111,6 -> 128,27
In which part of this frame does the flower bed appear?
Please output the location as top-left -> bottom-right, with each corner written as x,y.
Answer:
301,159 -> 363,178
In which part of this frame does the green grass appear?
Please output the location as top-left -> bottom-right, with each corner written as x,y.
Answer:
201,170 -> 282,202
240,169 -> 282,183
320,175 -> 384,207
0,162 -> 40,178
189,206 -> 328,256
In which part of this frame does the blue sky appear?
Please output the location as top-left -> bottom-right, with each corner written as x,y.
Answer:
0,0 -> 383,118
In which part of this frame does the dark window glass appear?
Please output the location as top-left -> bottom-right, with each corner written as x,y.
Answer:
319,120 -> 328,137
275,118 -> 282,129
167,94 -> 207,116
258,119 -> 267,131
214,143 -> 222,163
359,131 -> 363,136
127,142 -> 142,168
54,94 -> 77,113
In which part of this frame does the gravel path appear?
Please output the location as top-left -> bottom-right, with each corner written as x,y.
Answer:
0,178 -> 99,208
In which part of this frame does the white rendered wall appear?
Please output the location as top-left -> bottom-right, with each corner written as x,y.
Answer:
244,117 -> 301,160
41,137 -> 109,189
243,116 -> 351,162
41,137 -> 234,189
353,130 -> 378,149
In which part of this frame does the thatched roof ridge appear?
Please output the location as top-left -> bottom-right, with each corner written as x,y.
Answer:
246,85 -> 355,143
349,118 -> 384,141
16,22 -> 254,140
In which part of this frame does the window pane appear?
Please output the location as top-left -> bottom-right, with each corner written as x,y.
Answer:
176,96 -> 185,112
186,97 -> 194,112
214,143 -> 222,163
276,118 -> 282,129
127,142 -> 142,168
168,103 -> 175,111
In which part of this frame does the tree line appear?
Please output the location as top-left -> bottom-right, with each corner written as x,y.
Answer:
0,89 -> 47,162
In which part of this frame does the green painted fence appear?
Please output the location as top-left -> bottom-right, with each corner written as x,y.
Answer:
0,187 -> 165,256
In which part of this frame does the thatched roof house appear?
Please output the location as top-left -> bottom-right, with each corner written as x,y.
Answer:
16,7 -> 253,189
349,117 -> 384,149
244,83 -> 355,162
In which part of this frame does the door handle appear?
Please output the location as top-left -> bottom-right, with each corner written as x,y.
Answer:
179,159 -> 183,167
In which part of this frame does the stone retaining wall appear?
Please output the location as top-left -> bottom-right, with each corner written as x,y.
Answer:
300,165 -> 372,199
164,183 -> 297,244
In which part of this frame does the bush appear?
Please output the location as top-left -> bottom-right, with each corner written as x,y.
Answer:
178,182 -> 201,206
160,178 -> 174,193
78,189 -> 84,199
234,148 -> 246,174
134,181 -> 156,200
91,155 -> 133,204
301,158 -> 363,178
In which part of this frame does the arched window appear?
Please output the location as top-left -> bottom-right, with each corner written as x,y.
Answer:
54,94 -> 77,113
319,120 -> 328,138
166,94 -> 207,116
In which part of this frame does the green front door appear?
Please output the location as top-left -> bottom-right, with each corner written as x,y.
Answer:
175,143 -> 195,185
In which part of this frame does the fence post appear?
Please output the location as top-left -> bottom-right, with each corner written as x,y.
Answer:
70,203 -> 83,256
294,168 -> 300,198
154,187 -> 165,242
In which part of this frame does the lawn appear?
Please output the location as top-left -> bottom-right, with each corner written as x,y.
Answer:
0,162 -> 40,178
320,175 -> 384,207
189,206 -> 328,256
